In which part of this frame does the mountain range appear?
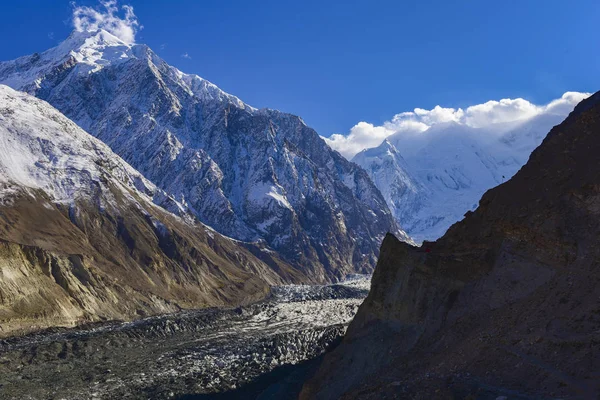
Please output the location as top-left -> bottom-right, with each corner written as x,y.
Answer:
0,27 -> 590,347
0,29 -> 416,335
0,29 -> 410,284
0,84 -> 313,337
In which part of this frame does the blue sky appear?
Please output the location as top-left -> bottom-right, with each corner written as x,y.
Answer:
1,0 -> 598,138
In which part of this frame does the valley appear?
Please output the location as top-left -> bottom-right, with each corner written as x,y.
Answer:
0,277 -> 369,399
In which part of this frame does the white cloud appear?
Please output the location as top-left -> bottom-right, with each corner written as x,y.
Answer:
181,52 -> 192,59
325,92 -> 591,159
544,92 -> 590,115
463,98 -> 539,127
72,0 -> 141,44
48,32 -> 55,40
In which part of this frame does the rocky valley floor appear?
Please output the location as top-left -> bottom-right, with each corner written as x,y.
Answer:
0,277 -> 370,400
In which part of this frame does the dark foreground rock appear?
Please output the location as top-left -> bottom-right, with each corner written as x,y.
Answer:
301,93 -> 600,399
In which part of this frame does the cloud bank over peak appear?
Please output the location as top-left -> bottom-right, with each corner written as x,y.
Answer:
326,92 -> 590,159
72,0 -> 141,44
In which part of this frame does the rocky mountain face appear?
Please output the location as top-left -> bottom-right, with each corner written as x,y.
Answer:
0,85 -> 308,338
353,105 -> 582,242
0,29 -> 407,280
302,92 -> 600,399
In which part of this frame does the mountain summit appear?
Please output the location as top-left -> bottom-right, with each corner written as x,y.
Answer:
0,29 -> 409,279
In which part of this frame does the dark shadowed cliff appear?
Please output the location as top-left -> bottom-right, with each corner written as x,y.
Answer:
301,92 -> 600,399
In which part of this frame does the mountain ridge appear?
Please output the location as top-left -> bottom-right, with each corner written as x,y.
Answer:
0,84 -> 308,338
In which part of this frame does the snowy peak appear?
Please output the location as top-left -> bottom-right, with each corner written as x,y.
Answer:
59,29 -> 134,66
353,139 -> 409,177
0,84 -> 155,205
0,30 -> 135,92
0,29 -> 248,110
58,29 -> 131,57
352,138 -> 425,233
353,97 -> 585,242
355,138 -> 398,159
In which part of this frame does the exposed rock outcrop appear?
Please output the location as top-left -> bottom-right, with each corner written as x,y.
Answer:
302,92 -> 600,399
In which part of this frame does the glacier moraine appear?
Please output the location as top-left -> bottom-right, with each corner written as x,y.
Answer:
0,276 -> 370,399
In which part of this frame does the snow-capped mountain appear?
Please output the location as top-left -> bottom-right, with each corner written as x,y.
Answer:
0,84 -> 308,337
0,82 -> 166,210
353,110 -> 580,242
0,29 -> 407,279
352,139 -> 426,234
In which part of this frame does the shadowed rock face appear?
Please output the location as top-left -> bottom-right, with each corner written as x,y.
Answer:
302,91 -> 600,399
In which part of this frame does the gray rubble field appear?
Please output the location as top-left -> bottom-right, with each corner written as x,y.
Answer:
0,277 -> 370,400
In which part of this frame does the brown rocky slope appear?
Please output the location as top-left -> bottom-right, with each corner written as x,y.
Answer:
302,92 -> 600,399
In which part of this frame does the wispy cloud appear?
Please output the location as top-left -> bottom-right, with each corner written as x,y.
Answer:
160,43 -> 167,50
48,32 -> 55,40
325,92 -> 591,159
71,0 -> 141,43
181,52 -> 192,59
